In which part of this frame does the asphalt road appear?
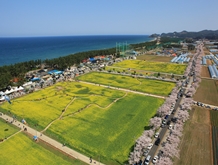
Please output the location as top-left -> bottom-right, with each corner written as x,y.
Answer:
145,53 -> 199,165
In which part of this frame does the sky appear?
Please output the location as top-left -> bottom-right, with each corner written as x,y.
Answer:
0,0 -> 218,37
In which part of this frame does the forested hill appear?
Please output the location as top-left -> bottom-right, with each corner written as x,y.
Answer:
150,30 -> 218,40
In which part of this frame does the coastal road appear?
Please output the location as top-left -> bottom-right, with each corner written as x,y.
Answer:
0,113 -> 105,165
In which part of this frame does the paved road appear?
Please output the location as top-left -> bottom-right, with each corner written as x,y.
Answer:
145,45 -> 203,164
0,113 -> 104,165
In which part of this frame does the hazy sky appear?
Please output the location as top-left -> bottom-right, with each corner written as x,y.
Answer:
0,0 -> 218,37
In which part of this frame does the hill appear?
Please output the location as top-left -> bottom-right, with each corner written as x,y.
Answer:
150,29 -> 218,40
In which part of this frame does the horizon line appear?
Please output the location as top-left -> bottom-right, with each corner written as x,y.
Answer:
0,34 -> 151,38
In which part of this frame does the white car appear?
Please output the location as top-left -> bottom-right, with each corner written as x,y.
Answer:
152,155 -> 158,164
147,143 -> 153,150
169,124 -> 173,129
154,132 -> 159,138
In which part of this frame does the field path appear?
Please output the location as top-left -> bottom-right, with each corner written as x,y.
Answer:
77,80 -> 165,99
0,130 -> 22,144
0,113 -> 104,165
41,97 -> 77,133
63,92 -> 128,118
106,66 -> 184,76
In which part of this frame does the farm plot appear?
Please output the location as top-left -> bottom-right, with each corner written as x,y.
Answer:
46,93 -> 164,165
111,60 -> 186,74
0,82 -> 125,130
210,110 -> 218,165
137,54 -> 174,62
174,106 -> 212,165
0,118 -> 19,140
201,66 -> 210,78
210,111 -> 218,127
77,72 -> 175,96
0,132 -> 85,165
194,79 -> 218,106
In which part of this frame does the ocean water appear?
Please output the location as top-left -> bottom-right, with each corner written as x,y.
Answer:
0,35 -> 151,66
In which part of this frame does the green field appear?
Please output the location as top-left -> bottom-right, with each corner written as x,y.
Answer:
0,118 -> 19,140
0,81 -> 125,130
77,72 -> 175,96
110,60 -> 186,74
0,132 -> 86,165
211,111 -> 218,127
46,93 -> 164,164
0,81 -> 164,164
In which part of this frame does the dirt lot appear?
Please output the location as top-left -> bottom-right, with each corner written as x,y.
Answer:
137,55 -> 173,62
201,66 -> 210,78
207,59 -> 213,65
203,48 -> 210,55
174,107 -> 212,165
194,79 -> 218,106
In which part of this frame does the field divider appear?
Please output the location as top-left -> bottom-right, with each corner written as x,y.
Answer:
62,92 -> 128,119
77,80 -> 166,99
41,97 -> 77,133
0,111 -> 105,165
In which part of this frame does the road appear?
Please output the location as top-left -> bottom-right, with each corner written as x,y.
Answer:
145,45 -> 202,164
0,113 -> 105,165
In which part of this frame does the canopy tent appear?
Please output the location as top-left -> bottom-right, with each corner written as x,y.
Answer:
30,77 -> 41,82
22,119 -> 26,124
48,70 -> 63,75
33,135 -> 38,141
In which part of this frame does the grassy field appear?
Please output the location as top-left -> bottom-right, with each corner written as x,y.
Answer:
46,93 -> 164,165
210,111 -> 218,127
0,132 -> 86,165
111,60 -> 186,74
0,118 -> 19,140
194,79 -> 218,106
0,81 -> 164,164
77,72 -> 175,96
174,106 -> 212,165
210,111 -> 218,165
0,81 -> 125,130
137,54 -> 173,62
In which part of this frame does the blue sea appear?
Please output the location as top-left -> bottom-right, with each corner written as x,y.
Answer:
0,35 -> 151,66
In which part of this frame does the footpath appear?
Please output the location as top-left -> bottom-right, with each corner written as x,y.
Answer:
0,113 -> 104,165
78,80 -> 166,99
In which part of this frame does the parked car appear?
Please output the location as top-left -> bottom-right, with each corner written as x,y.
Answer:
152,155 -> 159,164
155,138 -> 161,146
154,132 -> 159,138
144,155 -> 151,165
169,124 -> 173,129
147,143 -> 153,150
164,115 -> 169,119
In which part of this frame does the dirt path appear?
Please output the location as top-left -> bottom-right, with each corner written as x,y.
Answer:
78,80 -> 165,99
41,97 -> 77,133
0,130 -> 22,144
0,113 -> 104,165
63,92 -> 128,119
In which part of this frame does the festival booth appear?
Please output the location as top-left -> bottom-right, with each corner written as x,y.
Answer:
0,91 -> 5,102
48,70 -> 63,75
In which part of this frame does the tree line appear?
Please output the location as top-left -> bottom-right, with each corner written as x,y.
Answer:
0,48 -> 118,89
0,39 -> 167,89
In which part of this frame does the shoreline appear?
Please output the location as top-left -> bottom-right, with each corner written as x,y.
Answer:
0,36 -> 154,67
